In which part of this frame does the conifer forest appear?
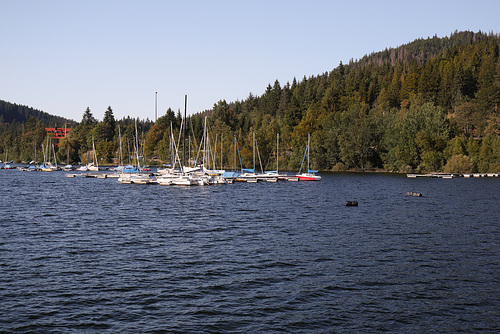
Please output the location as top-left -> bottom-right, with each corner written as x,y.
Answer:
1,31 -> 500,173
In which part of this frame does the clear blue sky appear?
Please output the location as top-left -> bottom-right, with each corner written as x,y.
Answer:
1,0 -> 499,122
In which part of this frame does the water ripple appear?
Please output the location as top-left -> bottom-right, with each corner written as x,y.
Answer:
0,171 -> 499,332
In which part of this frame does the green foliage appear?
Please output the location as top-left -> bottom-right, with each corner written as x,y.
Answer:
2,31 -> 500,171
0,100 -> 71,126
443,154 -> 474,173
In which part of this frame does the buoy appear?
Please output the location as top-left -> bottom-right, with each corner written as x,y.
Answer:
345,201 -> 358,206
406,192 -> 422,197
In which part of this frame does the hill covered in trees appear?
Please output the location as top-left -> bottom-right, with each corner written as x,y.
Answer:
201,30 -> 500,173
0,100 -> 71,126
1,30 -> 499,173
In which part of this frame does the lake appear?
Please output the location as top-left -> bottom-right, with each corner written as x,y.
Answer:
1,169 -> 499,333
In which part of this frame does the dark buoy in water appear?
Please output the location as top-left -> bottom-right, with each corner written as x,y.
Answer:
345,201 -> 358,206
406,192 -> 422,197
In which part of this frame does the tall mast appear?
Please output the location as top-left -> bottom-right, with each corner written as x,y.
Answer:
170,122 -> 175,168
118,125 -> 123,166
155,91 -> 158,122
277,133 -> 279,173
253,132 -> 255,171
204,116 -> 207,169
307,133 -> 310,171
92,135 -> 98,167
183,95 -> 187,169
135,119 -> 140,169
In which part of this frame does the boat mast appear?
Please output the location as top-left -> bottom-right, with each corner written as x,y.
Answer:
203,116 -> 207,170
65,123 -> 68,165
92,135 -> 98,168
188,135 -> 191,167
135,120 -> 140,169
118,125 -> 123,166
253,132 -> 255,172
52,142 -> 57,168
277,133 -> 279,173
307,133 -> 310,172
214,134 -> 217,170
182,95 -> 187,170
170,122 -> 175,169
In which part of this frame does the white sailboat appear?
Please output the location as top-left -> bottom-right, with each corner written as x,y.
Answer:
157,120 -> 195,186
118,120 -> 155,184
77,136 -> 99,171
40,136 -> 58,171
296,133 -> 321,181
158,96 -> 201,186
263,133 -> 287,181
238,132 -> 260,182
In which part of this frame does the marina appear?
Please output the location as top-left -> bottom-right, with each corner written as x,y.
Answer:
5,164 -> 500,182
24,166 -> 308,184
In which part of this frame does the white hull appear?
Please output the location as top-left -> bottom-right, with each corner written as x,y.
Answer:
118,173 -> 155,184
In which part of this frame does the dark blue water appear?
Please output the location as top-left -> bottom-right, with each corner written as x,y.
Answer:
1,170 -> 499,333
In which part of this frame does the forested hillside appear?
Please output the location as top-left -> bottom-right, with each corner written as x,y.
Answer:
1,31 -> 499,173
0,100 -> 70,125
201,30 -> 500,173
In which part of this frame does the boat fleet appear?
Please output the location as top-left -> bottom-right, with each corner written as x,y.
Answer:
1,129 -> 322,185
3,162 -> 319,185
2,108 -> 323,185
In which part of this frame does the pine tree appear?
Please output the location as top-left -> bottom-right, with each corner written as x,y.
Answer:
81,107 -> 96,125
101,106 -> 116,142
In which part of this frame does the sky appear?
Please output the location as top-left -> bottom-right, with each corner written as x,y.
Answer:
1,0 -> 499,122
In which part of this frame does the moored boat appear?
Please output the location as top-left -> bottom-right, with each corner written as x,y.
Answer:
296,134 -> 321,181
296,171 -> 322,181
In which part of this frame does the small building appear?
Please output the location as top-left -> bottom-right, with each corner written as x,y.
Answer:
45,127 -> 71,139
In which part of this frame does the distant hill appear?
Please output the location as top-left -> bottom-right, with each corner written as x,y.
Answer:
0,100 -> 73,126
352,30 -> 497,67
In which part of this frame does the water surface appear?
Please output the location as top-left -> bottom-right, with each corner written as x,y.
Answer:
1,170 -> 499,332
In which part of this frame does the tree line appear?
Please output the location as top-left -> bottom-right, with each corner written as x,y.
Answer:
1,30 -> 499,173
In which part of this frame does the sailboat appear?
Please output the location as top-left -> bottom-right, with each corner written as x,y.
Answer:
263,133 -> 287,182
157,96 -> 202,186
118,120 -> 155,184
77,136 -> 99,171
110,125 -> 125,174
296,134 -> 321,181
195,116 -> 225,184
238,132 -> 260,182
62,144 -> 74,171
40,137 -> 58,171
88,137 -> 99,171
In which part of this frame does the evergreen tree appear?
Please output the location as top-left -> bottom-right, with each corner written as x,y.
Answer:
81,107 -> 96,125
101,106 -> 116,142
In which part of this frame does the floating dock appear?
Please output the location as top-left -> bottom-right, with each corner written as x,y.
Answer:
407,173 -> 499,178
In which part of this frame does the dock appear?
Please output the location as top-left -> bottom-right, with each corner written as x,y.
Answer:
65,172 -> 121,178
407,173 -> 499,178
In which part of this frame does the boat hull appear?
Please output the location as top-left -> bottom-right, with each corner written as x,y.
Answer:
296,173 -> 321,181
